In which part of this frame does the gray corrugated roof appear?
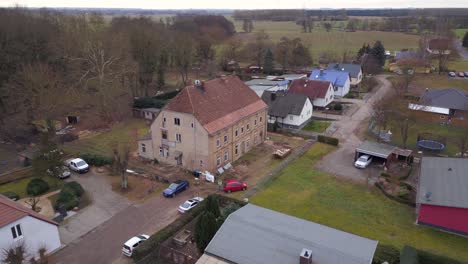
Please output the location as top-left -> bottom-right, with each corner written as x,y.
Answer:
327,63 -> 362,79
245,79 -> 288,86
262,91 -> 308,118
205,204 -> 378,264
418,157 -> 468,208
420,88 -> 468,111
356,141 -> 396,159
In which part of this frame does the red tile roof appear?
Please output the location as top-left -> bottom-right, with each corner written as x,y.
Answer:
428,38 -> 450,50
165,76 -> 267,134
0,195 -> 58,228
288,79 -> 332,99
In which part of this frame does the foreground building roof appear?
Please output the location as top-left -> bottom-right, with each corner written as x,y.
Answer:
0,195 -> 58,228
205,204 -> 378,264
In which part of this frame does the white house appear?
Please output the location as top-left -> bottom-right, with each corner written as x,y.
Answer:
261,91 -> 313,129
310,69 -> 351,97
288,79 -> 334,108
0,195 -> 61,258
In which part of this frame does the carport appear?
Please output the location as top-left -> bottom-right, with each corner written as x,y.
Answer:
355,141 -> 396,162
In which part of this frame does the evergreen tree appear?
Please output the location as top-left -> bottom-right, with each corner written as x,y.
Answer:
370,40 -> 386,67
205,195 -> 221,218
195,211 -> 219,253
463,31 -> 468,48
263,48 -> 274,74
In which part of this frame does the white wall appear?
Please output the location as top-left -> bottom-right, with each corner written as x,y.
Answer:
334,78 -> 351,97
0,216 -> 61,258
312,85 -> 334,108
274,98 -> 313,128
350,71 -> 363,86
137,139 -> 154,160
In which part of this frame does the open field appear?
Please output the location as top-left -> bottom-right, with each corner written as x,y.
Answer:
63,119 -> 148,157
454,28 -> 468,39
251,143 -> 468,261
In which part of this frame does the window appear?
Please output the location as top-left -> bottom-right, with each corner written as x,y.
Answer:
159,147 -> 163,156
224,151 -> 229,161
216,139 -> 221,147
162,130 -> 168,139
235,130 -> 238,137
235,144 -> 239,155
141,143 -> 146,153
162,117 -> 167,127
216,156 -> 221,167
247,124 -> 250,131
174,118 -> 180,126
246,139 -> 250,148
241,127 -> 244,134
176,133 -> 182,143
224,135 -> 228,143
254,119 -> 257,126
440,115 -> 446,119
254,134 -> 258,144
200,160 -> 204,167
11,224 -> 22,239
191,122 -> 194,128
260,117 -> 263,123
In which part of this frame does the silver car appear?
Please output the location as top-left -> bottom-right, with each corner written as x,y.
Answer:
354,155 -> 373,169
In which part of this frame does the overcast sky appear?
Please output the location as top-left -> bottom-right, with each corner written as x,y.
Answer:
1,0 -> 467,9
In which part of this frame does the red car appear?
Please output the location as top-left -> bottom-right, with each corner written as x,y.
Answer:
223,179 -> 247,193
458,72 -> 465,78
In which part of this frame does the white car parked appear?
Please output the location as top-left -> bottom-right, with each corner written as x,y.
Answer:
65,158 -> 89,173
122,234 -> 149,257
354,155 -> 373,169
178,197 -> 204,213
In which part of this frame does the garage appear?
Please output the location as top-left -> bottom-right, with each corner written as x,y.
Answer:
355,140 -> 397,164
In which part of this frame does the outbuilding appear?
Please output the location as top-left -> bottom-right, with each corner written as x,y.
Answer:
355,140 -> 396,163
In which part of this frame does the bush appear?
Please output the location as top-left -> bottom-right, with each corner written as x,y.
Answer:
333,103 -> 343,111
26,178 -> 50,196
381,172 -> 391,178
80,153 -> 113,167
317,135 -> 339,146
154,90 -> 180,100
133,97 -> 167,109
60,133 -> 78,143
222,203 -> 241,219
205,195 -> 221,218
63,181 -> 84,198
398,186 -> 410,199
373,244 -> 400,264
55,190 -> 79,210
195,211 -> 219,253
2,191 -> 19,201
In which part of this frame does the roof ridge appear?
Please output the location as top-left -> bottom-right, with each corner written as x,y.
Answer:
0,195 -> 58,226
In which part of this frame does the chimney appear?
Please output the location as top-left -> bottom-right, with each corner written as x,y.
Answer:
194,80 -> 204,91
300,248 -> 312,264
271,92 -> 277,101
334,63 -> 339,69
425,88 -> 429,93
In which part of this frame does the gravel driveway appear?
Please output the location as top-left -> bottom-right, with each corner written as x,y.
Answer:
316,75 -> 393,182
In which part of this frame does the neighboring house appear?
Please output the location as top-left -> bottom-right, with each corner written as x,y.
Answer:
288,78 -> 334,108
138,76 -> 268,173
244,78 -> 289,97
408,88 -> 468,126
280,74 -> 307,81
327,63 -> 363,87
309,69 -> 351,97
394,50 -> 420,62
0,195 -> 61,258
261,91 -> 313,130
426,38 -> 451,55
416,157 -> 468,236
197,204 -> 378,264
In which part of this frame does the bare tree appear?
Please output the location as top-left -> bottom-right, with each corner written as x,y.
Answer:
113,144 -> 130,190
2,241 -> 27,264
25,196 -> 41,212
29,246 -> 48,264
172,34 -> 195,86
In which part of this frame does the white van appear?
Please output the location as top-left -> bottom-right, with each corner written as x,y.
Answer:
122,234 -> 149,257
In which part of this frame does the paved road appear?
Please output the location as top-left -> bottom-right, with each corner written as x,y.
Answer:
54,176 -> 198,264
316,75 -> 392,182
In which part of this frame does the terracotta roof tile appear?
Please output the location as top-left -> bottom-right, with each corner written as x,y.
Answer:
0,195 -> 58,228
288,79 -> 332,99
165,76 -> 267,134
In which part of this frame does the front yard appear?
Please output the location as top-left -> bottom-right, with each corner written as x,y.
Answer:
0,175 -> 63,199
251,143 -> 468,262
302,120 -> 331,133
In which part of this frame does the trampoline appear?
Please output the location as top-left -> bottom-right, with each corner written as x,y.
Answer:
417,139 -> 445,151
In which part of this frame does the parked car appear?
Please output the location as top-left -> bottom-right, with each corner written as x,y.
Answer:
464,72 -> 468,77
65,158 -> 89,173
354,155 -> 373,169
178,197 -> 204,213
223,179 -> 247,193
458,72 -> 465,78
47,166 -> 71,179
122,234 -> 149,257
163,180 -> 189,198
448,72 -> 456,77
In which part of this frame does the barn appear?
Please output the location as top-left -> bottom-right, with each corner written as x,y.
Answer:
416,157 -> 468,236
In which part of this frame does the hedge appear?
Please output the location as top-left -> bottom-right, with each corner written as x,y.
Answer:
55,190 -> 79,210
132,195 -> 246,262
2,191 -> 19,201
373,244 -> 400,264
317,135 -> 339,146
375,182 -> 416,207
133,97 -> 167,109
63,181 -> 84,198
26,178 -> 50,196
80,153 -> 113,167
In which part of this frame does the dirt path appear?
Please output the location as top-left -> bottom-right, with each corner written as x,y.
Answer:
316,75 -> 393,182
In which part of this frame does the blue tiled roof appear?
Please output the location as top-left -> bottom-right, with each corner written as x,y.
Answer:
309,69 -> 350,87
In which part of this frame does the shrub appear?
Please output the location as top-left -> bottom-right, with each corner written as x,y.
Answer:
133,97 -> 167,109
154,90 -> 180,100
222,203 -> 241,219
205,195 -> 221,218
60,133 -> 78,143
26,178 -> 50,196
380,172 -> 391,178
80,153 -> 113,167
195,211 -> 220,253
2,191 -> 19,201
400,246 -> 419,264
317,135 -> 339,146
55,190 -> 79,210
373,244 -> 400,264
63,181 -> 84,198
398,186 -> 410,199
333,103 -> 343,111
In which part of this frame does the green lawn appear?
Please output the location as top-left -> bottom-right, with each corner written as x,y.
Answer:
0,176 -> 64,199
251,143 -> 468,261
63,119 -> 148,157
302,120 -> 331,133
413,73 -> 468,92
453,28 -> 468,39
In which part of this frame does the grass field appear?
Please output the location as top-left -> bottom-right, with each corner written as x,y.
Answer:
251,143 -> 468,261
454,28 -> 468,39
0,176 -> 64,199
412,74 -> 468,92
302,120 -> 331,133
63,119 -> 148,157
229,19 -> 420,58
